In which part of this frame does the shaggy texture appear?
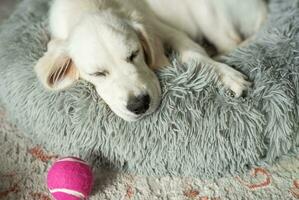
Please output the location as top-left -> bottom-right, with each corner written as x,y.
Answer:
1,106 -> 299,199
0,0 -> 298,179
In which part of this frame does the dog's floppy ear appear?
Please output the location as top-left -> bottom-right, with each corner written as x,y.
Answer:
132,22 -> 169,69
35,40 -> 79,91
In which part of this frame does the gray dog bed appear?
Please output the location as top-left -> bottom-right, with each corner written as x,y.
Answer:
0,0 -> 298,179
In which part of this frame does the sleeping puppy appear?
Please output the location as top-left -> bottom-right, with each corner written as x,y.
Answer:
35,0 -> 267,121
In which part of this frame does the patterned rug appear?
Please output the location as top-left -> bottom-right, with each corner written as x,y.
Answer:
0,106 -> 298,200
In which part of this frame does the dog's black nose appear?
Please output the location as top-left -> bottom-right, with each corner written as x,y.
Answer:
127,94 -> 151,115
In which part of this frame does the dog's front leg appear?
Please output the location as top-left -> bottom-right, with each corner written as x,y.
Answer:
155,22 -> 251,97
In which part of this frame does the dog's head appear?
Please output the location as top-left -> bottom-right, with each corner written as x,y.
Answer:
35,11 -> 169,121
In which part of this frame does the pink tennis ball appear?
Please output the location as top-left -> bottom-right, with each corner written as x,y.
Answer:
47,157 -> 94,200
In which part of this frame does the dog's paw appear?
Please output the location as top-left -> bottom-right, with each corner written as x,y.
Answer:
180,50 -> 251,97
216,64 -> 251,97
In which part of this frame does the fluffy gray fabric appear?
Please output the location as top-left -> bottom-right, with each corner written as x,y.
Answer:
0,0 -> 298,179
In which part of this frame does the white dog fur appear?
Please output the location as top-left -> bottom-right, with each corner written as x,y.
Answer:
35,0 -> 267,121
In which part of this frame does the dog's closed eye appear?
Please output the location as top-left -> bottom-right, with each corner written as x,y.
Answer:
90,70 -> 109,77
127,50 -> 140,63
